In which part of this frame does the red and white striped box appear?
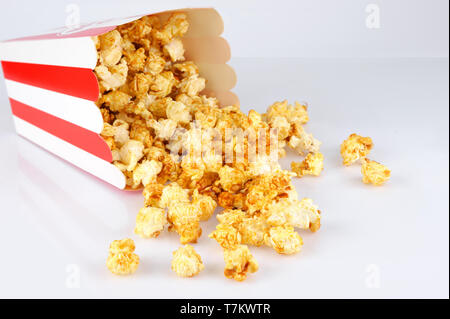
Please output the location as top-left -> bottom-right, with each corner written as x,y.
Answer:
0,7 -> 237,189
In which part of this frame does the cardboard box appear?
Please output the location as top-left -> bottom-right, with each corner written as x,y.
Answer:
0,7 -> 237,189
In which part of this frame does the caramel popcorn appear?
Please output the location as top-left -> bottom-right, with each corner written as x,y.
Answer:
98,30 -> 123,67
265,100 -> 309,126
97,13 -> 325,279
192,189 -> 217,221
153,13 -> 189,44
223,245 -> 259,281
340,133 -> 373,166
264,198 -> 321,232
95,61 -> 128,92
218,165 -> 247,192
166,100 -> 191,124
132,159 -> 162,188
171,245 -> 205,277
291,152 -> 324,177
134,206 -> 167,238
160,182 -> 189,208
361,158 -> 391,185
209,223 -> 242,249
143,182 -> 164,206
106,238 -> 140,275
239,216 -> 269,247
287,125 -> 321,156
169,202 -> 202,244
117,139 -> 144,171
265,226 -> 303,255
164,38 -> 185,62
216,209 -> 246,227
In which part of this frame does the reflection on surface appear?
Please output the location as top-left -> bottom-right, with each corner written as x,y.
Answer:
16,137 -> 139,271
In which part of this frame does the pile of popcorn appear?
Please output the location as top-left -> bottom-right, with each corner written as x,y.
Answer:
97,13 -> 389,280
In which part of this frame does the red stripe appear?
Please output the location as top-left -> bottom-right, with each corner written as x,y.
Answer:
10,98 -> 112,162
1,61 -> 99,101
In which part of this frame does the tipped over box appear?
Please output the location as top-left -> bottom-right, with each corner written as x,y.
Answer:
0,7 -> 237,189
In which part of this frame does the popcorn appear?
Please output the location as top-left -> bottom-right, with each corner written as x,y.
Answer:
264,226 -> 303,255
143,182 -> 164,207
106,238 -> 140,275
122,18 -> 152,43
129,72 -> 152,97
149,119 -> 177,140
164,38 -> 185,62
98,30 -> 123,67
340,133 -> 373,166
118,139 -> 144,171
218,191 -> 246,210
160,182 -> 190,208
218,165 -> 247,193
129,121 -> 153,148
125,47 -> 147,73
239,216 -> 269,247
209,223 -> 242,249
264,100 -> 309,126
169,202 -> 202,244
361,158 -> 391,185
145,52 -> 166,75
134,206 -> 167,238
288,125 -> 321,156
100,90 -> 132,113
150,71 -> 176,97
265,198 -> 321,232
291,152 -> 324,177
223,245 -> 258,281
153,13 -> 189,45
171,245 -> 205,277
216,209 -> 246,227
166,100 -> 191,124
96,13 -> 326,279
192,189 -> 217,221
178,75 -> 206,97
173,61 -> 199,77
269,116 -> 290,140
132,160 -> 162,188
111,119 -> 130,146
95,59 -> 128,91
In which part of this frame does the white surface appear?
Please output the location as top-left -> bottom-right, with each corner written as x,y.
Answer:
0,57 -> 448,298
0,0 -> 448,58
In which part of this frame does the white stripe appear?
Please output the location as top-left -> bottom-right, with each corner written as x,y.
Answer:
5,79 -> 103,133
13,116 -> 126,189
0,37 -> 97,68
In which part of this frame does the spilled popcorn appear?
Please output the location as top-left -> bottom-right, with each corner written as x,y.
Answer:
361,158 -> 391,185
171,245 -> 205,277
340,133 -> 391,185
98,13 -> 324,280
223,245 -> 259,281
291,152 -> 324,177
340,133 -> 373,166
106,238 -> 140,275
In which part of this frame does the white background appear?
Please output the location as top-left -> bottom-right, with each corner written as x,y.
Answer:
0,0 -> 448,299
0,0 -> 448,58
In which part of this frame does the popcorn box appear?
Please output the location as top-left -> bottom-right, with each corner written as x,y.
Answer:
0,7 -> 237,189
